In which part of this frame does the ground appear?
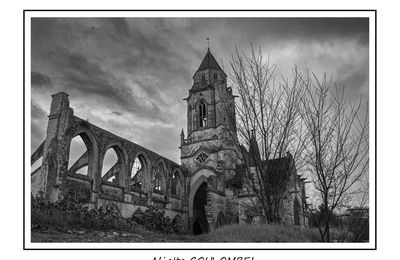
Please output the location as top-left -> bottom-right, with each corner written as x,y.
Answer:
31,223 -> 322,243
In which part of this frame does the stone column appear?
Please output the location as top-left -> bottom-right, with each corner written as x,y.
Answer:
39,92 -> 74,202
205,188 -> 215,232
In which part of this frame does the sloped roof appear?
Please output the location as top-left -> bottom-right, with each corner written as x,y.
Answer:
197,49 -> 223,72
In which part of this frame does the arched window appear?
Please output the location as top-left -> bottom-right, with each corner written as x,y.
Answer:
101,148 -> 119,183
199,100 -> 207,128
170,171 -> 181,196
188,104 -> 192,132
171,172 -> 177,195
68,135 -> 88,176
131,157 -> 143,190
201,75 -> 206,84
153,164 -> 165,193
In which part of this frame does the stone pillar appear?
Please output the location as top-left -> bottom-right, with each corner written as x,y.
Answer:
39,92 -> 74,202
205,188 -> 215,232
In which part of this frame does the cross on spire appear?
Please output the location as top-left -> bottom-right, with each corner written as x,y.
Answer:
206,37 -> 210,51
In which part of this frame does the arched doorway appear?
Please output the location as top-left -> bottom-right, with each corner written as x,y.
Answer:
293,198 -> 301,226
192,182 -> 209,235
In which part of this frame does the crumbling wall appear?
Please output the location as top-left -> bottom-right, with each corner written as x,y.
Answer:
31,92 -> 189,228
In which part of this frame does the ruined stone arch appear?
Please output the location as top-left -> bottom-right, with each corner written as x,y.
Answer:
188,170 -> 216,217
152,159 -> 167,194
66,128 -> 99,179
189,166 -> 218,189
100,141 -> 129,187
191,179 -> 210,235
130,150 -> 151,192
170,168 -> 183,197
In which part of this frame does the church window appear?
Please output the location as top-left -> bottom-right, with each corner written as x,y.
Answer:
201,75 -> 206,84
195,151 -> 209,164
170,171 -> 180,196
214,74 -> 217,79
153,164 -> 164,192
199,100 -> 207,127
131,157 -> 142,190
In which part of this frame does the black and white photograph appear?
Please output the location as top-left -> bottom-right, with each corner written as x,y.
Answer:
24,10 -> 375,250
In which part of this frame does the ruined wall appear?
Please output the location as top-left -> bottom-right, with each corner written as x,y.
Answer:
31,92 -> 189,227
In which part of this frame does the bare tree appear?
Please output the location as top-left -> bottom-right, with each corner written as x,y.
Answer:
225,46 -> 309,224
298,72 -> 369,242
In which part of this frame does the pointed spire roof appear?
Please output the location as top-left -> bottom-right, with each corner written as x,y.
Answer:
197,49 -> 223,72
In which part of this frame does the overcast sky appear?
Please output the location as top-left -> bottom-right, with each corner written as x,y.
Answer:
31,17 -> 369,164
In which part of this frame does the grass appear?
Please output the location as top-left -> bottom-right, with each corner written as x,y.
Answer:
33,222 -> 325,243
198,222 -> 321,242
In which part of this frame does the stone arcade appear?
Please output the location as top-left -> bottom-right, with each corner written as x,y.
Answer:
31,49 -> 308,234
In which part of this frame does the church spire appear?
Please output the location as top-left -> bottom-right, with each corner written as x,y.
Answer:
196,48 -> 223,72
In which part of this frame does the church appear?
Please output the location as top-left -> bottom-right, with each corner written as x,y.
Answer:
31,48 -> 307,234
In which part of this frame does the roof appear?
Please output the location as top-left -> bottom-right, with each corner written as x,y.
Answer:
197,49 -> 223,72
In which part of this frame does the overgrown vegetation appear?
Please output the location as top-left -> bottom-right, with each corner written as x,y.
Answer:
199,222 -> 352,242
31,193 -> 183,234
131,207 -> 185,234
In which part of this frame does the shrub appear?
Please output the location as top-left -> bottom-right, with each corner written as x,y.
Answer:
31,193 -> 184,234
131,206 -> 183,234
31,192 -> 136,232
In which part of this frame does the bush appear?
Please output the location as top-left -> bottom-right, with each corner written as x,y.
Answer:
31,192 -> 136,232
131,206 -> 184,234
32,193 -> 183,235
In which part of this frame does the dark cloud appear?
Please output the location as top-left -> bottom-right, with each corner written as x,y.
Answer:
31,71 -> 52,88
31,102 -> 47,151
108,18 -> 130,36
44,48 -> 169,123
111,111 -> 123,116
31,17 -> 369,162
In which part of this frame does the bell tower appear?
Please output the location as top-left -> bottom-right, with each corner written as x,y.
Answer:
184,48 -> 236,135
180,48 -> 238,182
180,48 -> 239,233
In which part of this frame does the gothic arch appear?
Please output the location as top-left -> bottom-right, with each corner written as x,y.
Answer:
66,128 -> 99,180
189,167 -> 218,189
170,168 -> 183,196
191,181 -> 209,235
195,97 -> 209,107
130,151 -> 151,192
196,98 -> 208,128
152,159 -> 167,194
188,170 -> 216,219
100,141 -> 129,187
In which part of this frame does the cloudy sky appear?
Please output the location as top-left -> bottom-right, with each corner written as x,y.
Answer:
31,17 -> 369,164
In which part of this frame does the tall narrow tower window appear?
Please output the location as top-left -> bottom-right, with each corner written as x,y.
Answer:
201,75 -> 206,84
199,100 -> 207,128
